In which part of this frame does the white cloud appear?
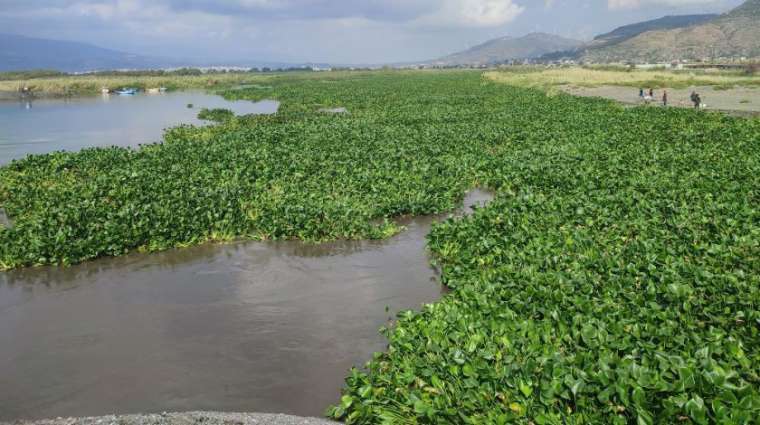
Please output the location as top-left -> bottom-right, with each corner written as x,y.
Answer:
417,0 -> 525,27
608,0 -> 723,9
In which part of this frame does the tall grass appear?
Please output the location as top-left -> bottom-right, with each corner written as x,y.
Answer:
0,73 -> 273,96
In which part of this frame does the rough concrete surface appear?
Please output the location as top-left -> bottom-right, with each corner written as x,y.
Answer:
2,412 -> 339,425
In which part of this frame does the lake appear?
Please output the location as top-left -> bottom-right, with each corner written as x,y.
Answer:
0,92 -> 279,165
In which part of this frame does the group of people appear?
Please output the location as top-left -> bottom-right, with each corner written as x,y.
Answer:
639,88 -> 703,109
639,87 -> 668,106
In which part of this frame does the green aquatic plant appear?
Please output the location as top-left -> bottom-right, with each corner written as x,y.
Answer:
197,108 -> 235,122
1,71 -> 759,424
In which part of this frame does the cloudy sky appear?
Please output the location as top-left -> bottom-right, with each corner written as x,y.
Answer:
0,0 -> 744,64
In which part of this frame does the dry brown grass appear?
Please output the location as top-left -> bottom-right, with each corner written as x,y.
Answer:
485,67 -> 760,90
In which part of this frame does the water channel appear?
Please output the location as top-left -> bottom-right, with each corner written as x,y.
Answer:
0,190 -> 492,421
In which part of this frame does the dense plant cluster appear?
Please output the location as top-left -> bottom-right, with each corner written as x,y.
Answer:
197,107 -> 236,123
1,71 -> 759,423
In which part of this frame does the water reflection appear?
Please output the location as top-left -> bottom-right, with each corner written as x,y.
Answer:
0,92 -> 279,165
0,189 -> 493,421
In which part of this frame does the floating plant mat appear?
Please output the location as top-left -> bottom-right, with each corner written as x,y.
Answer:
230,84 -> 273,90
2,71 -> 759,424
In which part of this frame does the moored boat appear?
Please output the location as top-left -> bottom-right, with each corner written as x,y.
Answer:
115,88 -> 137,95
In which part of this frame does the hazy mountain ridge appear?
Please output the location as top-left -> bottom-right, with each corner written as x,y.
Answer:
432,32 -> 583,66
0,33 -> 311,72
0,33 -> 180,72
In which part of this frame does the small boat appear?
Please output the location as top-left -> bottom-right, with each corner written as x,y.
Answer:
115,88 -> 137,95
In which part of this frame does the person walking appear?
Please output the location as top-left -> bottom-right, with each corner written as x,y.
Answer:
662,90 -> 668,107
691,92 -> 701,109
639,88 -> 644,98
649,88 -> 654,98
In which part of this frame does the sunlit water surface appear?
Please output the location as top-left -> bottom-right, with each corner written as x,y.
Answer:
0,91 -> 278,165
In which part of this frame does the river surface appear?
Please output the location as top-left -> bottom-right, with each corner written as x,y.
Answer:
0,190 -> 493,421
0,92 -> 278,165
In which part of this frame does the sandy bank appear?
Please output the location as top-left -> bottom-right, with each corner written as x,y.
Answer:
563,85 -> 760,116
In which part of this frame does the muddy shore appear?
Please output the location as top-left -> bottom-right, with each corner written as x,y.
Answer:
1,412 -> 338,425
563,85 -> 760,117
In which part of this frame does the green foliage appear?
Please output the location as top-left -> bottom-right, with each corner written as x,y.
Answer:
197,108 -> 235,123
1,71 -> 759,423
0,69 -> 66,81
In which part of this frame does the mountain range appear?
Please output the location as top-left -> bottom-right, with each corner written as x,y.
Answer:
580,0 -> 760,62
587,14 -> 718,49
430,33 -> 583,66
0,33 -> 307,73
0,33 -> 180,72
2,0 -> 759,72
439,0 -> 759,65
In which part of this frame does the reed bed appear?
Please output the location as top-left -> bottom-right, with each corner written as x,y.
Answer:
0,73 -> 272,96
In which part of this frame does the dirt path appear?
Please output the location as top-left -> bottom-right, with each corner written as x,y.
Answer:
562,85 -> 759,116
2,412 -> 338,425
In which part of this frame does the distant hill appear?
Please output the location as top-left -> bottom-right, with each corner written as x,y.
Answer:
432,33 -> 583,66
580,0 -> 760,62
0,33 -> 180,72
590,14 -> 718,48
542,14 -> 719,62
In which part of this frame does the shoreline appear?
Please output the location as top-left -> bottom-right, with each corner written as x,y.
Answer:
1,412 -> 339,425
0,90 -> 99,101
561,84 -> 760,118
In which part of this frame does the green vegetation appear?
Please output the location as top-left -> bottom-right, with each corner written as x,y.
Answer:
1,71 -> 759,424
197,108 -> 235,123
0,71 -> 272,97
0,69 -> 66,81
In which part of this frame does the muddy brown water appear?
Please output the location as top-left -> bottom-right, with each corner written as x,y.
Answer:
0,190 -> 493,421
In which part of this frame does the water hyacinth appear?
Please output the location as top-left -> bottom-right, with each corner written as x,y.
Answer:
1,71 -> 759,423
197,107 -> 236,123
